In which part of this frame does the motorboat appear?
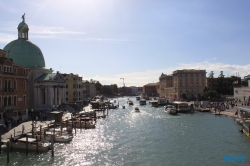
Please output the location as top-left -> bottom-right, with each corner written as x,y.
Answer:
128,100 -> 134,105
135,107 -> 140,112
62,120 -> 96,129
139,99 -> 146,105
44,131 -> 73,143
122,105 -> 125,109
149,100 -> 158,107
164,105 -> 177,115
136,96 -> 141,100
158,98 -> 168,106
10,136 -> 51,152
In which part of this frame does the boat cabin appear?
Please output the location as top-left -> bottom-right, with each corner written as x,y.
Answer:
150,100 -> 158,107
139,99 -> 146,105
172,101 -> 190,113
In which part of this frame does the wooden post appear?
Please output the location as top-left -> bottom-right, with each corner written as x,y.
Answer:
36,136 -> 38,154
60,125 -> 63,136
80,119 -> 82,129
14,129 -> 15,137
10,135 -> 12,152
0,135 -> 1,154
107,108 -> 109,116
7,141 -> 9,163
71,117 -> 73,128
40,125 -> 42,140
94,111 -> 96,123
51,134 -> 54,157
85,118 -> 86,129
74,122 -> 76,136
44,130 -> 46,140
26,136 -> 28,156
32,123 -> 34,138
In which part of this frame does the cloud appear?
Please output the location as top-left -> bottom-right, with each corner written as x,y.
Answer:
83,61 -> 250,87
30,25 -> 86,35
0,33 -> 16,44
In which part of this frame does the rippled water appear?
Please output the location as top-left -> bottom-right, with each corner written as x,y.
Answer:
1,97 -> 250,166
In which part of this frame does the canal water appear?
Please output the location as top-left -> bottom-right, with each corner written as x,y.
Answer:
1,97 -> 250,166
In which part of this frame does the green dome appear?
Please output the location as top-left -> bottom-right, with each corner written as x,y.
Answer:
18,21 -> 29,30
3,39 -> 46,68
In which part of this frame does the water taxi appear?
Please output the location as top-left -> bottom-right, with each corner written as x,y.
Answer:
164,105 -> 177,115
135,107 -> 140,112
149,100 -> 158,107
139,99 -> 147,105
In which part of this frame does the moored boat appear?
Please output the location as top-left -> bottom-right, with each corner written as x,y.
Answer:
149,100 -> 158,107
10,136 -> 51,152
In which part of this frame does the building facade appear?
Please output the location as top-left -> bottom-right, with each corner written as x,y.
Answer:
143,83 -> 159,97
172,69 -> 206,99
0,49 -> 29,123
62,73 -> 82,104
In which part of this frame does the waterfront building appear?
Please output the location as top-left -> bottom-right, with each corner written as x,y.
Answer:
89,83 -> 96,98
157,73 -> 173,98
82,80 -> 90,101
2,15 -> 66,113
62,73 -> 83,104
172,69 -> 206,100
130,86 -> 138,96
0,49 -> 29,124
143,83 -> 159,97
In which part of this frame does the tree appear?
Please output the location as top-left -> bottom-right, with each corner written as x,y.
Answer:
95,81 -> 102,92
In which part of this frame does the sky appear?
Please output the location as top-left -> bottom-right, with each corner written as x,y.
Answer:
1,0 -> 250,87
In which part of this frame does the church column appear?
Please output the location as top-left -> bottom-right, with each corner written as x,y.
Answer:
37,86 -> 40,107
55,86 -> 58,106
58,86 -> 61,105
34,86 -> 37,106
63,86 -> 66,103
51,86 -> 55,106
49,86 -> 53,106
45,86 -> 48,106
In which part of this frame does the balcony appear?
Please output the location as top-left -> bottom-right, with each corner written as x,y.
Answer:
3,105 -> 15,110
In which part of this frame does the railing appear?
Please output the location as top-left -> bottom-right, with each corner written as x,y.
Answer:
3,105 -> 15,110
4,88 -> 14,92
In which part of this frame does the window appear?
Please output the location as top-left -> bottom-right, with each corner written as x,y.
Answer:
0,79 -> 1,90
66,91 -> 68,95
0,65 -> 2,71
23,96 -> 26,105
14,96 -> 17,106
23,69 -> 26,74
14,80 -> 17,90
23,80 -> 26,90
14,67 -> 17,73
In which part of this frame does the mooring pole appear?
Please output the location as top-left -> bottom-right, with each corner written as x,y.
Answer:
7,141 -> 9,163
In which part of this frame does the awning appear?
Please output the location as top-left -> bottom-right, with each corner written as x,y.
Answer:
50,111 -> 62,114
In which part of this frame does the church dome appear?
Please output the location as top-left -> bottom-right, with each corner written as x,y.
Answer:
3,14 -> 46,68
18,21 -> 29,30
3,39 -> 45,68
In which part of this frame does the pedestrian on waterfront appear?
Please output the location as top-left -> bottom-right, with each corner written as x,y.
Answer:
235,110 -> 238,117
8,123 -> 11,131
22,125 -> 25,134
